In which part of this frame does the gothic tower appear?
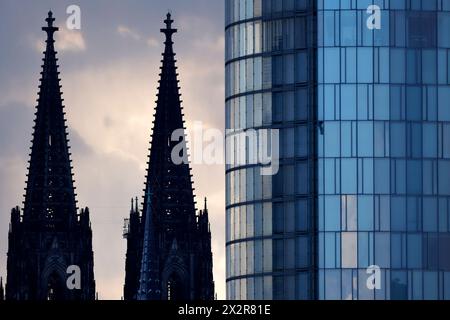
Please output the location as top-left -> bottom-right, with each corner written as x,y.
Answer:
123,13 -> 214,300
5,12 -> 95,300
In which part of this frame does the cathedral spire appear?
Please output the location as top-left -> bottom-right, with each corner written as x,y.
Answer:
6,12 -> 95,301
143,11 -> 195,229
23,10 -> 77,227
124,13 -> 214,301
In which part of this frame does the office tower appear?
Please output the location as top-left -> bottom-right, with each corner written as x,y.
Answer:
225,0 -> 317,300
226,0 -> 450,300
123,13 -> 215,300
6,12 -> 95,300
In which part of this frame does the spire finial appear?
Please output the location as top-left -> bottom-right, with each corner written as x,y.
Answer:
165,12 -> 173,29
135,197 -> 139,212
131,198 -> 134,211
204,197 -> 208,211
161,12 -> 177,42
42,10 -> 59,39
47,11 -> 54,24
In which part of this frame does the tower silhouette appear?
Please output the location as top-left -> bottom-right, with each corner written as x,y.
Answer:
5,12 -> 95,300
123,13 -> 214,300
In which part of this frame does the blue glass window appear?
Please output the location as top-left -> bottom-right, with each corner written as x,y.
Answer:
358,196 -> 374,231
341,11 -> 356,46
324,48 -> 340,83
438,87 -> 450,120
325,196 -> 340,231
341,159 -> 357,194
358,122 -> 374,157
341,85 -> 356,120
357,48 -> 373,83
391,197 -> 406,231
325,122 -> 340,157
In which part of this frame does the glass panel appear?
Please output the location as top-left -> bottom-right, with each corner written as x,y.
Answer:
342,232 -> 357,268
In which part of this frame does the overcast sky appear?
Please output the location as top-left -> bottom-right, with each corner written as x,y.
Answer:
0,0 -> 225,300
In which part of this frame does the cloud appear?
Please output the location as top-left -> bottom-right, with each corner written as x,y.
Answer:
55,27 -> 86,52
33,37 -> 45,53
0,102 -> 35,287
0,103 -> 34,156
204,35 -> 224,53
117,25 -> 141,41
72,146 -> 143,300
146,37 -> 159,48
60,51 -> 226,298
117,25 -> 159,49
31,27 -> 86,53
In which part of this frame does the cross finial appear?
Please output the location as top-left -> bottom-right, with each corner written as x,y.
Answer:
42,10 -> 59,38
165,12 -> 173,29
161,12 -> 177,42
46,11 -> 54,26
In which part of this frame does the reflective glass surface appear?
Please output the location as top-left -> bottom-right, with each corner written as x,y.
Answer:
225,0 -> 316,300
226,0 -> 450,300
318,0 -> 450,300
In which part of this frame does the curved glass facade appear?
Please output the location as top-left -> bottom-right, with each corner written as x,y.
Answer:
318,0 -> 450,300
225,0 -> 317,300
226,0 -> 450,300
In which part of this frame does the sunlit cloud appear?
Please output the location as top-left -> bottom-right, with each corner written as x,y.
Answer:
146,37 -> 159,48
33,37 -> 45,53
56,27 -> 86,52
117,25 -> 141,41
31,26 -> 86,53
117,25 -> 159,49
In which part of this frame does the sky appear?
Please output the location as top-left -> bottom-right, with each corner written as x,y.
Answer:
0,0 -> 225,300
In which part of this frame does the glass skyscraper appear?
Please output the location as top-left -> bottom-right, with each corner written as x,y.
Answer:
226,0 -> 450,300
318,0 -> 450,300
225,0 -> 317,300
